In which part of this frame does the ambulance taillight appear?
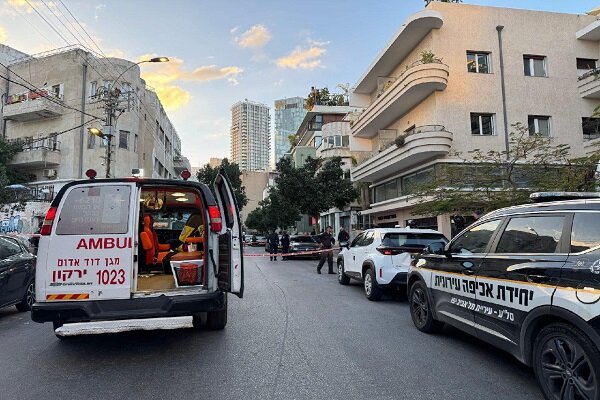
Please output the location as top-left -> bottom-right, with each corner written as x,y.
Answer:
40,206 -> 58,236
208,205 -> 222,232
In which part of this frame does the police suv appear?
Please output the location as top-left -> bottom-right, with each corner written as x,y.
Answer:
408,193 -> 600,400
31,170 -> 243,337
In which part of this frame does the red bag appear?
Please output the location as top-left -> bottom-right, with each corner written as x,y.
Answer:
177,263 -> 198,285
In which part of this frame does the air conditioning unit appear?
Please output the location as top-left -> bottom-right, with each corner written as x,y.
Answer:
43,169 -> 57,178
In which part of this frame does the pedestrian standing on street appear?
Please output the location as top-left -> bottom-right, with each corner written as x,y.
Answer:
267,229 -> 279,261
316,226 -> 336,274
337,227 -> 350,249
281,230 -> 290,260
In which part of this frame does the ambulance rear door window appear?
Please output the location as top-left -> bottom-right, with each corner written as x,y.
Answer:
56,185 -> 131,235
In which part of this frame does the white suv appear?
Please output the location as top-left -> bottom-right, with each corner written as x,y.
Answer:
337,228 -> 447,300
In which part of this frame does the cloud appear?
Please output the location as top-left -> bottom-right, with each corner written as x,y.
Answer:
6,0 -> 58,14
276,46 -> 326,70
235,24 -> 271,48
94,3 -> 105,20
139,55 -> 243,110
230,26 -> 238,34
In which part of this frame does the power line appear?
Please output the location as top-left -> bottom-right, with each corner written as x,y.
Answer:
23,0 -> 71,45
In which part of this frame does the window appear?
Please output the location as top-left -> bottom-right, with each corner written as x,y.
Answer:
55,185 -> 131,235
524,55 -> 547,77
382,233 -> 447,248
496,216 -> 565,254
358,231 -> 374,246
90,81 -> 97,98
571,213 -> 600,253
467,51 -> 491,73
0,237 -> 22,259
471,113 -> 495,136
528,116 -> 551,137
583,117 -> 600,140
119,130 -> 129,149
402,168 -> 433,196
577,58 -> 597,72
450,219 -> 501,255
51,84 -> 63,99
87,133 -> 95,149
134,133 -> 138,153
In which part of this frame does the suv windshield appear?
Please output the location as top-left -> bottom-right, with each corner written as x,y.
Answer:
382,233 -> 446,248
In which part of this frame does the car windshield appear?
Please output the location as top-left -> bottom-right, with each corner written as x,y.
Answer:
291,236 -> 316,243
382,233 -> 447,248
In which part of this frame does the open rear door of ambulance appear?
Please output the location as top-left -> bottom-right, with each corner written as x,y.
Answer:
213,172 -> 244,298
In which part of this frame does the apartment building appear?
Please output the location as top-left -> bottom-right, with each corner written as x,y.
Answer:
273,97 -> 306,166
349,2 -> 600,238
230,99 -> 270,171
0,45 -> 186,182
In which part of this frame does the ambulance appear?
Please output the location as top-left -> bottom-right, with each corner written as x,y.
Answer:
31,170 -> 243,337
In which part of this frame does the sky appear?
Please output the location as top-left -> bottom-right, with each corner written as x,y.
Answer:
0,0 -> 598,166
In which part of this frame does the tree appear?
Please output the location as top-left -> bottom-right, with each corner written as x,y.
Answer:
304,86 -> 347,110
195,158 -> 248,211
0,137 -> 34,213
411,123 -> 600,216
425,0 -> 462,6
245,189 -> 301,233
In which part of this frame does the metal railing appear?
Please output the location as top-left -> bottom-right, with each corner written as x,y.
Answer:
10,137 -> 61,152
578,68 -> 600,81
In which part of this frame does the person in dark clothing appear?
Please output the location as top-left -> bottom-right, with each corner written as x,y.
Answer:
267,230 -> 280,261
337,227 -> 350,249
316,226 -> 336,274
280,230 -> 290,260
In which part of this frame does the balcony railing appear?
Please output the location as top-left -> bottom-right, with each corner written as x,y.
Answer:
352,61 -> 449,138
7,137 -> 61,168
351,125 -> 452,182
578,69 -> 600,99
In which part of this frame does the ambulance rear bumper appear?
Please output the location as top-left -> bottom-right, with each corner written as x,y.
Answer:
31,291 -> 225,323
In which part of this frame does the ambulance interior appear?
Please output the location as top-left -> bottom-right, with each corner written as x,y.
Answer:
136,186 -> 207,293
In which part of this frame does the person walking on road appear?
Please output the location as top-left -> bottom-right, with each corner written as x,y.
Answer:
316,226 -> 336,274
337,227 -> 350,249
267,230 -> 279,261
281,230 -> 290,260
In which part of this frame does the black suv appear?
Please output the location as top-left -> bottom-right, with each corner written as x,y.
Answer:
408,193 -> 600,400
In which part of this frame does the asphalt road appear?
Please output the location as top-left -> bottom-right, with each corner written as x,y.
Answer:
0,248 -> 543,400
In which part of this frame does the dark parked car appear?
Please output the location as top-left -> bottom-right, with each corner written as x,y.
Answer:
287,235 -> 321,259
0,235 -> 36,312
249,236 -> 267,247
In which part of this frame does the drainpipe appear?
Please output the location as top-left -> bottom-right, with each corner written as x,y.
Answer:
2,65 -> 9,138
496,25 -> 510,154
78,60 -> 88,178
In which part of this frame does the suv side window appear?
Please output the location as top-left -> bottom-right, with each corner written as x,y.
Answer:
361,231 -> 375,246
351,233 -> 365,247
0,237 -> 22,259
570,213 -> 600,253
496,215 -> 565,254
450,219 -> 501,255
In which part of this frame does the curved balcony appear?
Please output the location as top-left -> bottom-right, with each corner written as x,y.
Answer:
352,61 -> 449,138
351,125 -> 452,182
578,71 -> 600,99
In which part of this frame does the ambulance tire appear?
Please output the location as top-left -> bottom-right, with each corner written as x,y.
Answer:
206,295 -> 228,330
533,323 -> 600,400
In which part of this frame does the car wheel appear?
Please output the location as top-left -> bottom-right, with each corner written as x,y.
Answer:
15,280 -> 35,312
364,267 -> 383,301
206,294 -> 228,330
533,323 -> 600,400
409,280 -> 442,333
337,259 -> 350,285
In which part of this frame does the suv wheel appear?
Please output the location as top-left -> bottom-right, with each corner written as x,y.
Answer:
364,267 -> 382,301
409,280 -> 442,333
15,280 -> 35,312
533,323 -> 599,400
337,259 -> 350,285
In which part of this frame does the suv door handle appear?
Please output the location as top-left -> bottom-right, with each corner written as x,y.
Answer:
462,267 -> 475,276
527,274 -> 550,283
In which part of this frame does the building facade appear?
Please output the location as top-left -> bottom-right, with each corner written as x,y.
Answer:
348,2 -> 600,238
230,99 -> 270,171
273,97 -> 306,166
0,45 -> 186,181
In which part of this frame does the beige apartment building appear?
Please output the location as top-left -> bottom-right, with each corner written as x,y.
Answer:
0,45 -> 186,182
349,2 -> 600,238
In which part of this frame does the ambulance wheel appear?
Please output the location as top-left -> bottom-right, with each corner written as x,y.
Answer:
533,323 -> 600,400
206,295 -> 228,330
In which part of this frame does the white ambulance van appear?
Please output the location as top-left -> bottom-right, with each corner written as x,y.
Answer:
31,171 -> 243,337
